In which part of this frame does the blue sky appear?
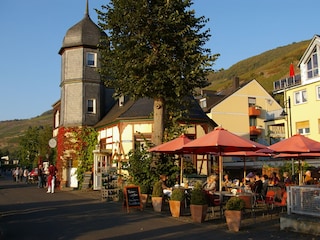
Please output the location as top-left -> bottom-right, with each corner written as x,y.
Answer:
0,0 -> 319,121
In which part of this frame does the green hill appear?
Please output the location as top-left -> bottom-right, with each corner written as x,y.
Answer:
0,110 -> 53,152
0,39 -> 311,153
207,40 -> 310,95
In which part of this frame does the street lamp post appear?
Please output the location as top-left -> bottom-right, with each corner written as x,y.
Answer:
281,96 -> 295,180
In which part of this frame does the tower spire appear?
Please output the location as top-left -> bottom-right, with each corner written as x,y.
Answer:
85,0 -> 89,17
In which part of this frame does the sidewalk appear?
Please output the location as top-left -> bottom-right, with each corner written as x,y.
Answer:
68,188 -> 317,239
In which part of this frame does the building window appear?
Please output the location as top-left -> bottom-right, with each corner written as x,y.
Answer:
54,110 -> 60,128
134,134 -> 151,150
249,117 -> 257,127
294,90 -> 307,104
87,99 -> 96,113
296,121 -> 310,135
86,52 -> 96,67
316,86 -> 320,100
248,97 -> 256,107
307,47 -> 319,79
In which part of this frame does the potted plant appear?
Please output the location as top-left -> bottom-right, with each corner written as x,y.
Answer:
190,182 -> 208,223
225,196 -> 245,232
169,188 -> 185,217
140,184 -> 150,209
151,181 -> 163,212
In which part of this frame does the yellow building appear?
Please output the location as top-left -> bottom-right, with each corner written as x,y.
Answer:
273,35 -> 320,142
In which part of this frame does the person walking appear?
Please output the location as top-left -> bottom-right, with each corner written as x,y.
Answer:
23,168 -> 29,184
14,167 -> 19,182
47,163 -> 57,193
38,165 -> 44,188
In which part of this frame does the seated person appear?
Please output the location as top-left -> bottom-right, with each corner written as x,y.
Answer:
202,175 -> 218,206
304,170 -> 314,185
159,174 -> 172,197
270,172 -> 280,186
203,175 -> 217,194
251,173 -> 263,199
282,172 -> 292,185
222,174 -> 231,191
261,174 -> 269,199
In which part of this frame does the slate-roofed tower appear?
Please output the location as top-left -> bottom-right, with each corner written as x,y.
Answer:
58,0 -> 106,127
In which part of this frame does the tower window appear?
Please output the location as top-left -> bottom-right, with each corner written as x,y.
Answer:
86,52 -> 97,67
87,99 -> 96,114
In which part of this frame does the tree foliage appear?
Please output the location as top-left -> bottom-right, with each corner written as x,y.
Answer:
96,0 -> 218,144
18,126 -> 55,168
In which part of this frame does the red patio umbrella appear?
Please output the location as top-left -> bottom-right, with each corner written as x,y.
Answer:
273,152 -> 320,158
149,134 -> 192,184
181,127 -> 267,191
267,133 -> 320,153
267,134 -> 320,184
148,134 -> 192,154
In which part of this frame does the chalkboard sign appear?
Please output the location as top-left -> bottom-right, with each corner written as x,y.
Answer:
123,185 -> 142,213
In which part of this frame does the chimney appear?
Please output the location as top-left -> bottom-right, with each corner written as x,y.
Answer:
233,76 -> 239,90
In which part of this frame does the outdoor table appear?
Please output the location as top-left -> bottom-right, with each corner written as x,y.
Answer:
214,191 -> 255,218
214,191 -> 232,217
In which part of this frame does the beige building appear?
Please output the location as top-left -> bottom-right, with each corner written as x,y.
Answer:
205,79 -> 283,144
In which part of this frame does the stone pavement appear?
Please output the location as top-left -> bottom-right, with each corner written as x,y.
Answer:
0,176 -> 318,240
67,187 -> 319,240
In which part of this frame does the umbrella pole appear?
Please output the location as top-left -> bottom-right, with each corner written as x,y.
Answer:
180,156 -> 183,185
219,155 -> 223,191
243,157 -> 246,183
291,158 -> 294,180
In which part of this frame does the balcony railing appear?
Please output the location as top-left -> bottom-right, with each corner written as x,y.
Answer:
249,126 -> 262,135
248,106 -> 261,116
273,75 -> 301,92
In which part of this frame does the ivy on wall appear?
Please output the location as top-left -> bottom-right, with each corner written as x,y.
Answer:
57,126 -> 98,188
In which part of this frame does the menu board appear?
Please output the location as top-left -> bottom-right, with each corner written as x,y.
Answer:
124,185 -> 142,213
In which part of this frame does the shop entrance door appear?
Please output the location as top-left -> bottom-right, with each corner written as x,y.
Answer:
93,150 -> 111,190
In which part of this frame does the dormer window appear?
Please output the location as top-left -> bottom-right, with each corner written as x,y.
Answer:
119,95 -> 124,106
199,98 -> 207,108
86,52 -> 97,67
307,47 -> 318,79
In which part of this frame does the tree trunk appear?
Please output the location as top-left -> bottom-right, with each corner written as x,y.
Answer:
152,98 -> 165,146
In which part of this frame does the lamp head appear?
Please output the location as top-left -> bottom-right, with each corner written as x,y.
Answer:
280,109 -> 287,116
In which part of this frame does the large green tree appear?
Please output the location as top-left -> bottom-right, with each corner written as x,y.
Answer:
97,0 -> 218,145
19,126 -> 55,168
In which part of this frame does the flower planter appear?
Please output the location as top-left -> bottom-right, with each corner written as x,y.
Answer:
152,197 -> 163,212
190,204 -> 208,223
169,200 -> 185,217
140,193 -> 149,209
225,210 -> 242,232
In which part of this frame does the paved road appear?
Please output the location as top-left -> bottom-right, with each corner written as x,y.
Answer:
0,175 -> 318,240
